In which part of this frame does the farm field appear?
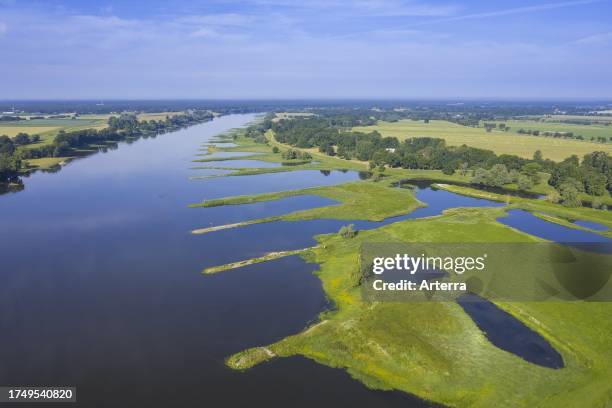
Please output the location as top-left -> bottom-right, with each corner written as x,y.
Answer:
491,119 -> 612,141
1,112 -> 183,148
78,112 -> 183,122
0,125 -> 61,137
0,118 -> 108,146
539,114 -> 612,124
353,120 -> 612,162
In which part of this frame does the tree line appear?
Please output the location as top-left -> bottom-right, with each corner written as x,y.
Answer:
1,110 -> 214,184
245,115 -> 611,208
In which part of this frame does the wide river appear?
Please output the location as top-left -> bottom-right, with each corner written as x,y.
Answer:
0,115 -> 436,407
0,114 -> 608,407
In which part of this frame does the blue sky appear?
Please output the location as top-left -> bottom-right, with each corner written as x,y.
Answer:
1,0 -> 611,99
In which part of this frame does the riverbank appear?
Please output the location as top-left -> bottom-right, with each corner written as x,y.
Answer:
196,124 -> 612,407
1,110 -> 216,192
221,204 -> 612,407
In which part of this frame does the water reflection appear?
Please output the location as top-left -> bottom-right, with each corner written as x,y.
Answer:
457,293 -> 564,368
0,115 -> 428,407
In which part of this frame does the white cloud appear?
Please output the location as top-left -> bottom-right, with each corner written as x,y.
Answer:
412,0 -> 603,26
350,0 -> 459,16
0,0 -> 610,98
570,31 -> 612,45
190,27 -> 221,38
250,0 -> 458,17
176,13 -> 256,27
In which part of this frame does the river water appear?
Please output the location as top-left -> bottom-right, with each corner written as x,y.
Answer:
0,115 -> 433,407
0,114 -> 608,407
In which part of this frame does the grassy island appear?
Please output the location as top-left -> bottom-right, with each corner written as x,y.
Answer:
192,115 -> 612,407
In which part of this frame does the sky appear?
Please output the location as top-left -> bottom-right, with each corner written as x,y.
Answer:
0,0 -> 611,99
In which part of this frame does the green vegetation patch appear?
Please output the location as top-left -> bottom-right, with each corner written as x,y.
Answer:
435,183 -> 612,230
190,180 -> 423,232
225,207 -> 612,407
198,119 -> 612,407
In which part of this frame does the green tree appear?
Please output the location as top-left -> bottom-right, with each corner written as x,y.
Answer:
338,224 -> 357,238
0,135 -> 15,155
13,132 -> 31,145
442,163 -> 455,175
0,153 -> 21,181
489,164 -> 511,187
583,171 -> 607,196
591,197 -> 604,209
559,182 -> 582,207
521,162 -> 542,184
509,169 -> 520,183
546,190 -> 561,203
533,150 -> 543,162
471,168 -> 490,185
53,141 -> 71,157
517,174 -> 533,191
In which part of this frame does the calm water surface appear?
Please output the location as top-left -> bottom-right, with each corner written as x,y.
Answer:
0,115 -> 433,407
2,115 -> 607,406
499,209 -> 610,243
573,219 -> 608,231
194,159 -> 282,168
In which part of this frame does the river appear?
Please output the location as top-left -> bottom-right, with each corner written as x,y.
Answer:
0,115 -> 433,407
0,114 -> 608,407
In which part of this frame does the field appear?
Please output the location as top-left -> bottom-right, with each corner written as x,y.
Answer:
137,112 -> 183,121
539,114 -> 612,124
1,112 -> 183,142
492,119 -> 612,141
0,125 -> 61,137
0,118 -> 108,146
25,157 -> 69,169
80,112 -> 185,121
353,120 -> 612,162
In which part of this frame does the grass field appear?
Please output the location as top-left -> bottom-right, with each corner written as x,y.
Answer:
0,118 -> 108,146
490,119 -> 612,141
24,157 -> 70,169
213,180 -> 612,407
208,180 -> 612,407
539,115 -> 612,124
0,126 -> 61,137
353,120 -> 612,162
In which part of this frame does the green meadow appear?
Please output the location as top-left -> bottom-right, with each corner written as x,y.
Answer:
0,118 -> 108,146
199,127 -> 612,407
227,209 -> 612,407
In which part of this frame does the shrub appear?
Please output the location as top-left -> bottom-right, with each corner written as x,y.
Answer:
339,224 -> 357,238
